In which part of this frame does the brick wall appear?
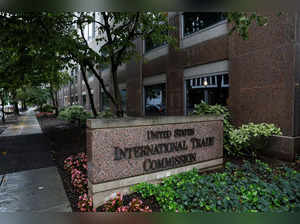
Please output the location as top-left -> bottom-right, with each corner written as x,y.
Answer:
228,13 -> 296,136
294,13 -> 300,137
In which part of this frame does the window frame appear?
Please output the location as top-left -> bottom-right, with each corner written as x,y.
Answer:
182,12 -> 227,38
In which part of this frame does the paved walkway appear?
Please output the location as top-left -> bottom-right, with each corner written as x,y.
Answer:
1,111 -> 42,137
0,111 -> 71,212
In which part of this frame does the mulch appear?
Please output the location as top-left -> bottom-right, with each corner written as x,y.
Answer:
38,117 -> 86,212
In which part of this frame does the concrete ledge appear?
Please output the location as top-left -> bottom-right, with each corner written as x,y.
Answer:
90,158 -> 223,208
262,135 -> 300,162
87,115 -> 224,129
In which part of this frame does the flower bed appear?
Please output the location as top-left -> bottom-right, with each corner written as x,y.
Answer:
36,112 -> 55,118
132,160 -> 300,212
64,152 -> 300,213
64,152 -> 152,212
63,153 -> 93,212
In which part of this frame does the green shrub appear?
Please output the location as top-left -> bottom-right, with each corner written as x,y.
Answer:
192,102 -> 282,158
58,105 -> 92,124
192,101 -> 234,153
228,123 -> 282,157
41,104 -> 55,113
132,160 -> 300,212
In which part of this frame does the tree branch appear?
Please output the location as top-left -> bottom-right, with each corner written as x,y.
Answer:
86,61 -> 117,106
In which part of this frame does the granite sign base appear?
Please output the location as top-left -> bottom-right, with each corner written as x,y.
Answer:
87,116 -> 224,208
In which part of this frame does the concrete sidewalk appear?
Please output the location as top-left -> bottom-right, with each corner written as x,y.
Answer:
1,110 -> 42,137
0,167 -> 71,212
0,111 -> 71,212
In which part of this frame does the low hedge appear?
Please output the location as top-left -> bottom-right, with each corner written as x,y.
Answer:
40,104 -> 56,113
58,105 -> 92,125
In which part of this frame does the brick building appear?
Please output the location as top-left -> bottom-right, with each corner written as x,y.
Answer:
58,12 -> 300,158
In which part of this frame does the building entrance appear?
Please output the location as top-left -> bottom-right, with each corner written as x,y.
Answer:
186,73 -> 229,114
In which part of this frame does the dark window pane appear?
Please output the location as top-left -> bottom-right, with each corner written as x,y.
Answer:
201,77 -> 205,85
223,74 -> 229,85
145,30 -> 168,52
101,92 -> 110,111
183,12 -> 226,36
186,73 -> 230,113
145,84 -> 166,116
212,76 -> 216,85
193,79 -> 196,86
121,89 -> 127,112
207,77 -> 211,85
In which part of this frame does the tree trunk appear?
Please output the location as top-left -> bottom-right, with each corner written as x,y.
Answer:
80,65 -> 97,118
23,100 -> 27,111
1,95 -> 5,123
111,66 -> 124,117
87,63 -> 117,113
55,91 -> 59,115
14,101 -> 19,116
12,91 -> 19,116
50,85 -> 58,115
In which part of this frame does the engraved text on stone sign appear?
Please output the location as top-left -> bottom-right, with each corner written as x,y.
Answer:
114,128 -> 215,172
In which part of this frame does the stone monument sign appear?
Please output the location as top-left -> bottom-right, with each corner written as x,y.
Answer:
87,116 -> 223,208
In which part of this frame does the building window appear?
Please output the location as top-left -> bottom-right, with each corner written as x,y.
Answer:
186,73 -> 229,114
183,12 -> 226,36
101,91 -> 110,111
121,89 -> 127,112
145,37 -> 167,52
144,83 -> 166,116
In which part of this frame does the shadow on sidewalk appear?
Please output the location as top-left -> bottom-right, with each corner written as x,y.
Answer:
0,133 -> 55,175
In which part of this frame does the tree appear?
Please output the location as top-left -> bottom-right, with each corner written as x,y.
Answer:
0,88 -> 9,123
72,12 -> 176,117
0,12 -> 72,116
0,12 -> 268,118
48,71 -> 71,115
24,87 -> 50,110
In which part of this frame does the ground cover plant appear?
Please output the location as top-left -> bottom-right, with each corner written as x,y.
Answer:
132,160 -> 300,212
